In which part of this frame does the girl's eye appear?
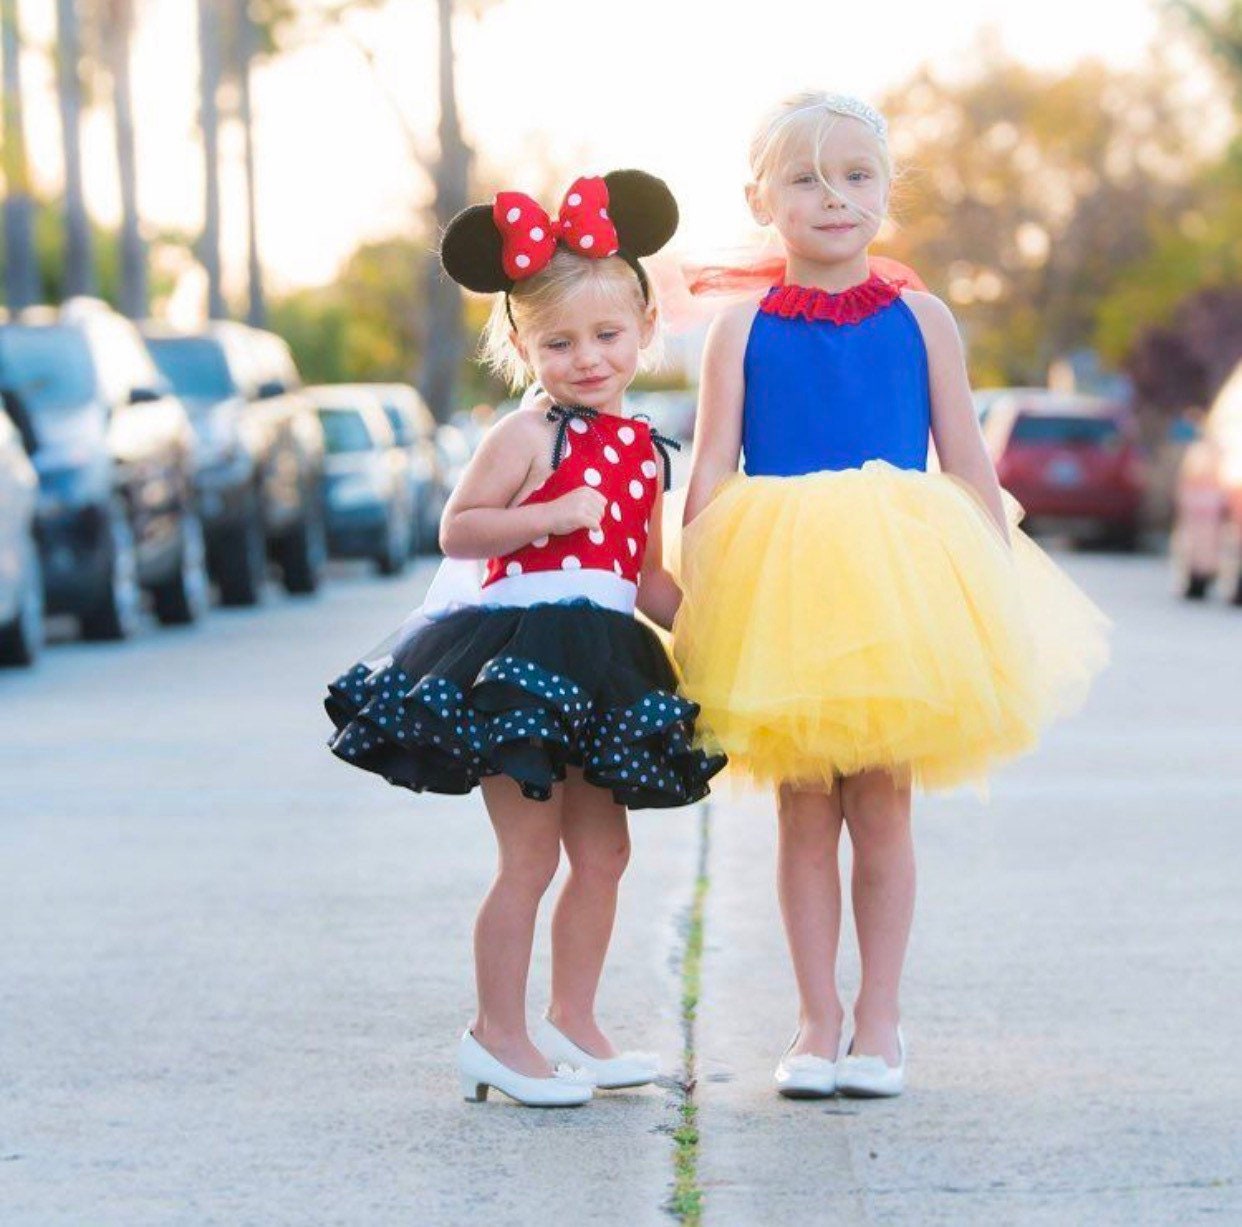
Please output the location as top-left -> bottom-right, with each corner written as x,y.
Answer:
792,174 -> 816,186
545,340 -> 570,351
849,171 -> 872,182
598,331 -> 620,342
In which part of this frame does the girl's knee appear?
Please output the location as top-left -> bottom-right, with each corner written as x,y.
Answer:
499,842 -> 562,897
567,833 -> 631,887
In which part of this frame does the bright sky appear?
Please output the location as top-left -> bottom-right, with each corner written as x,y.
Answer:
15,0 -> 1216,303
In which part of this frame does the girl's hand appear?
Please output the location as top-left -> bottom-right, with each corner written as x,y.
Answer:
543,486 -> 607,535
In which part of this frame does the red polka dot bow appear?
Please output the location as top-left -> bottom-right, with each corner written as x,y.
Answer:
492,176 -> 620,281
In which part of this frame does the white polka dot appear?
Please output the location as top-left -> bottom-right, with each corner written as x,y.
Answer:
562,555 -> 581,569
533,535 -> 549,547
567,192 -> 582,206
614,560 -> 623,575
643,519 -> 649,532
627,537 -> 638,556
618,426 -> 636,445
562,439 -> 572,456
515,253 -> 531,269
506,206 -> 522,224
599,208 -> 608,218
569,417 -> 588,434
579,234 -> 595,250
610,502 -> 622,522
506,561 -> 522,577
641,459 -> 658,479
588,528 -> 605,544
584,468 -> 602,486
530,226 -> 545,241
629,480 -> 644,499
604,445 -> 620,463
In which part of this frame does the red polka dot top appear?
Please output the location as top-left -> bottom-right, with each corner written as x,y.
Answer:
483,407 -> 674,598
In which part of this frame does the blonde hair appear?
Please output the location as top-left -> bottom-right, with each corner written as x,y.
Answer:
749,90 -> 896,229
480,250 -> 661,390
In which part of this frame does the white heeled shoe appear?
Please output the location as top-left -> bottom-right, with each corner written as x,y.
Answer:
534,1017 -> 660,1090
774,1031 -> 838,1098
836,1027 -> 905,1098
457,1029 -> 594,1107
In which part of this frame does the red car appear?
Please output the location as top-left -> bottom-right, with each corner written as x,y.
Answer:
982,392 -> 1146,549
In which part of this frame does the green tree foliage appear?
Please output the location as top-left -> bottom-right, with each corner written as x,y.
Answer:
877,41 -> 1212,386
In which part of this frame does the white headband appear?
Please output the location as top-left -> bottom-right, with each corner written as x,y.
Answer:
789,95 -> 888,142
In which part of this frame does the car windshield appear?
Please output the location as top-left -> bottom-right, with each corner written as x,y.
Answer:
319,408 -> 373,453
1011,414 -> 1121,445
146,337 -> 235,400
0,326 -> 95,414
383,406 -> 412,446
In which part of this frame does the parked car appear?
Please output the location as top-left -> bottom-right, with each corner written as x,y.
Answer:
972,386 -> 1047,427
310,386 -> 412,575
0,402 -> 44,665
143,322 -> 327,604
982,391 -> 1146,549
0,299 -> 207,640
1170,362 -> 1242,603
627,389 -> 697,443
349,382 -> 440,555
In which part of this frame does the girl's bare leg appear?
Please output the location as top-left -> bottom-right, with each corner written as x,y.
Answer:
841,769 -> 915,1065
777,781 -> 846,1059
547,767 -> 631,1057
470,774 -> 564,1077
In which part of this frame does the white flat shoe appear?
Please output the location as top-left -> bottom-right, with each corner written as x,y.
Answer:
836,1027 -> 905,1098
457,1029 -> 594,1107
534,1018 -> 659,1090
774,1032 -> 838,1098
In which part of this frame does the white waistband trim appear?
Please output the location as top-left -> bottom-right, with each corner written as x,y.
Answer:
482,568 -> 637,614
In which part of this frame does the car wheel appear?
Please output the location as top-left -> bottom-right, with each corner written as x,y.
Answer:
152,510 -> 211,626
80,503 -> 143,641
215,498 -> 267,607
0,536 -> 45,667
279,501 -> 327,595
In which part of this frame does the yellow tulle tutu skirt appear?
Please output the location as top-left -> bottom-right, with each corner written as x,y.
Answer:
670,462 -> 1110,792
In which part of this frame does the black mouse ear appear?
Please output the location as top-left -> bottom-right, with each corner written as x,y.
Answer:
439,204 -> 513,293
603,170 -> 679,258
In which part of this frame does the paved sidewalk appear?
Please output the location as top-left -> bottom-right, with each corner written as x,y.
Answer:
695,554 -> 1242,1225
2,563 -> 694,1227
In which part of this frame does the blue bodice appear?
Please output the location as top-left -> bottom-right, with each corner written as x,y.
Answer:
741,290 -> 931,476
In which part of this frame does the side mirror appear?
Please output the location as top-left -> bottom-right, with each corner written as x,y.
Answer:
257,380 -> 284,400
129,386 -> 163,404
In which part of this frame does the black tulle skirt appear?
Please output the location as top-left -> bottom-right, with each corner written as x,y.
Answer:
324,599 -> 725,809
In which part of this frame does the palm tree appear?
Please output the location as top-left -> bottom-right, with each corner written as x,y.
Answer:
418,0 -> 473,421
102,0 -> 147,317
198,0 -> 226,318
236,1 -> 264,325
1,0 -> 38,308
56,0 -> 95,296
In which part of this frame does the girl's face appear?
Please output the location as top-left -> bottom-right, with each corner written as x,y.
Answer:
747,116 -> 889,270
515,281 -> 655,414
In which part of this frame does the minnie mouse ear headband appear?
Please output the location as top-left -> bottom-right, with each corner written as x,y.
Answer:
440,169 -> 678,324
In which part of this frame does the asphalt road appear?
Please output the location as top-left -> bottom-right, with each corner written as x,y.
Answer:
2,546 -> 1239,1225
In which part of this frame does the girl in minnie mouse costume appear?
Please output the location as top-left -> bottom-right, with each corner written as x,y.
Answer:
324,170 -> 724,1108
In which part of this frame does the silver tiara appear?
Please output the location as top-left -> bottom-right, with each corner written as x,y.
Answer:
792,95 -> 888,142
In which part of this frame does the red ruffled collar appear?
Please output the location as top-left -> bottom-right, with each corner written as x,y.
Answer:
759,273 -> 906,324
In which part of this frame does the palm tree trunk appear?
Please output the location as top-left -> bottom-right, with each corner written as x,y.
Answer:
106,0 -> 147,318
418,0 -> 471,420
197,0 -> 226,319
1,0 -> 39,309
56,0 -> 95,296
238,0 -> 264,327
